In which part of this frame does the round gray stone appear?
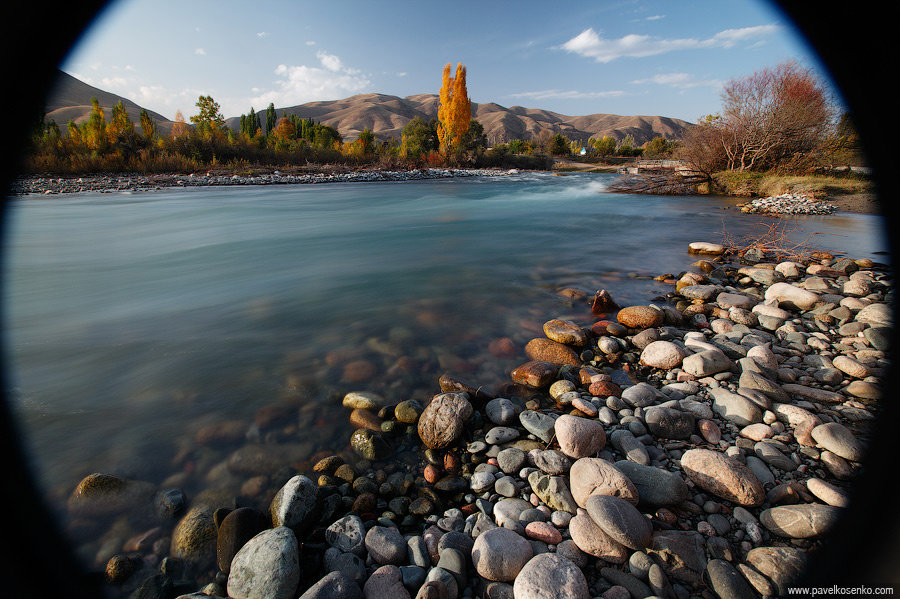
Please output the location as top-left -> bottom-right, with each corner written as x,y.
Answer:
585,494 -> 652,550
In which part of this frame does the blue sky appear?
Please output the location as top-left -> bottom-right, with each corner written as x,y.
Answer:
61,0 -> 832,123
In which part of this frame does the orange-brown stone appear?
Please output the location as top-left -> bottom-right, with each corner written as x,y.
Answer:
543,319 -> 589,346
489,337 -> 518,359
591,289 -> 620,315
510,361 -> 558,388
589,380 -> 623,398
343,359 -> 377,382
616,306 -> 664,329
524,338 -> 581,366
349,408 -> 383,432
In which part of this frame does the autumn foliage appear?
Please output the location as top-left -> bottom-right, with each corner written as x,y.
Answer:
437,63 -> 471,157
679,61 -> 837,176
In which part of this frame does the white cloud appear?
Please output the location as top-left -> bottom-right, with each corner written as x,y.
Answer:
316,50 -> 343,72
250,54 -> 371,108
257,31 -> 268,38
507,89 -> 626,101
646,15 -> 665,20
396,72 -> 408,78
305,40 -> 316,46
631,73 -> 723,89
561,24 -> 780,62
99,76 -> 130,88
195,48 -> 206,56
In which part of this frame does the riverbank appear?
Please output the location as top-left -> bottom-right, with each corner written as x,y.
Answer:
8,168 -> 513,196
59,236 -> 891,598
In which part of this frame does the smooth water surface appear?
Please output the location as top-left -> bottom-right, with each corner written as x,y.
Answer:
3,172 -> 889,501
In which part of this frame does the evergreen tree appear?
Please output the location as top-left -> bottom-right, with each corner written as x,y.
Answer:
265,103 -> 277,136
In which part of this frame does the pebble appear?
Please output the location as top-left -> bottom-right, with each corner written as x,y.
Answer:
680,449 -> 765,506
227,527 -> 299,599
365,526 -> 408,565
616,306 -> 664,329
519,411 -> 557,444
744,546 -> 807,595
704,559 -> 756,599
803,480 -> 849,509
364,565 -> 411,599
644,406 -> 695,440
569,513 -> 629,563
513,553 -> 589,599
614,461 -> 689,507
485,398 -> 519,426
585,494 -> 652,550
811,422 -> 865,462
554,414 -> 606,458
418,393 -> 474,449
759,504 -> 842,538
708,388 -> 762,427
299,571 -> 363,599
525,521 -> 563,544
639,341 -> 687,369
270,475 -> 318,532
217,507 -> 267,574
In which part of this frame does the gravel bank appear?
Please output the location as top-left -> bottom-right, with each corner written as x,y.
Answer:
58,240 -> 891,598
10,168 -> 512,196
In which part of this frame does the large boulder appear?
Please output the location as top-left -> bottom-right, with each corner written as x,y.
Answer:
227,527 -> 300,599
680,449 -> 765,507
417,392 -> 473,449
471,527 -> 534,582
569,458 -> 639,507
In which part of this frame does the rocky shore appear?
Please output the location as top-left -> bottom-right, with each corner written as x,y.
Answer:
10,168 -> 511,196
737,193 -> 838,216
60,239 -> 890,599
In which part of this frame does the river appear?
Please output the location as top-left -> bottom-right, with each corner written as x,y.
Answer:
2,172 -> 888,509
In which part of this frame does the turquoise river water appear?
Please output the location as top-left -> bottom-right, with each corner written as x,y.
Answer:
2,172 -> 889,506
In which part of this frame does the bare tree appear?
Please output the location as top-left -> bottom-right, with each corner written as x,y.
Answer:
721,61 -> 834,171
679,62 -> 835,175
677,115 -> 729,179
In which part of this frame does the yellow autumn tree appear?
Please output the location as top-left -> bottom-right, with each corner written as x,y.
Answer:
437,62 -> 471,157
171,110 -> 188,138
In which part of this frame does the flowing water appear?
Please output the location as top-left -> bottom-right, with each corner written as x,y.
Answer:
2,172 -> 888,510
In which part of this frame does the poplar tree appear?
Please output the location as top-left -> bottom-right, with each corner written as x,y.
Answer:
108,101 -> 134,143
85,97 -> 107,150
437,62 -> 471,157
172,110 -> 188,138
265,103 -> 277,136
140,108 -> 157,140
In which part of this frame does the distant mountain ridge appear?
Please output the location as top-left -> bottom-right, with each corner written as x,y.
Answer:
225,93 -> 693,146
45,71 -> 175,136
46,70 -> 693,146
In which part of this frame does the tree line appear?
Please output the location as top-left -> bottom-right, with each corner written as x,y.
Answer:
25,61 -> 843,177
21,62 -> 677,175
677,61 -> 861,180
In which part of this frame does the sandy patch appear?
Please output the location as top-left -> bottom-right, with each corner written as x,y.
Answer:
827,192 -> 881,215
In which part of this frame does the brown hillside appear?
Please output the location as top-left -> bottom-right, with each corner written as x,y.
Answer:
46,71 -> 693,146
227,93 -> 693,145
44,70 -> 173,135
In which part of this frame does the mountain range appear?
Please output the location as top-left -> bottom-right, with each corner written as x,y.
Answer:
44,70 -> 693,146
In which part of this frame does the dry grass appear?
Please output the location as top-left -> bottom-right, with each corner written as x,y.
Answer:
714,171 -> 872,199
756,174 -> 871,198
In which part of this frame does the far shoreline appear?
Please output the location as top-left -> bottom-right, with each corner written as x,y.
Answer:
8,169 -> 883,217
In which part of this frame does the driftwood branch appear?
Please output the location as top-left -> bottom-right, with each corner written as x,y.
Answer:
606,172 -> 705,195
